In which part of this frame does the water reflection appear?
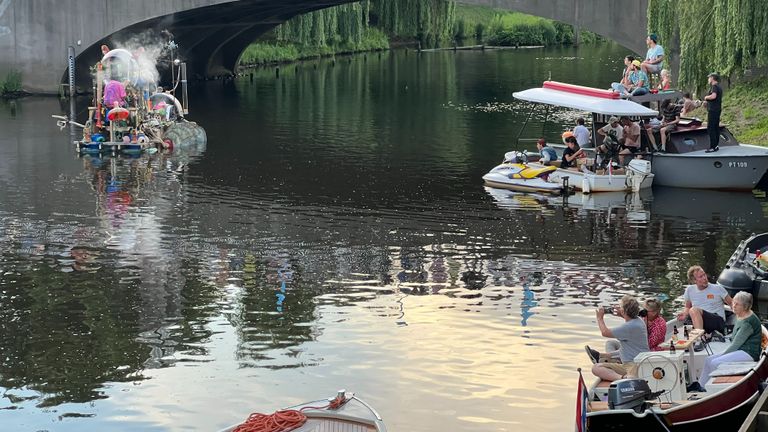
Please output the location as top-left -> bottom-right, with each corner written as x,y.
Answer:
1,45 -> 768,431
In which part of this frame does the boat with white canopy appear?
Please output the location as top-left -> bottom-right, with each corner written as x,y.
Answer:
513,81 -> 768,191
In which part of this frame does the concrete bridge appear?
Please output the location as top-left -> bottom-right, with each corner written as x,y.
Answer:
0,0 -> 648,94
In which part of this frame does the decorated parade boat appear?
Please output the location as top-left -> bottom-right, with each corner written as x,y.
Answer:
513,81 -> 768,190
54,35 -> 206,155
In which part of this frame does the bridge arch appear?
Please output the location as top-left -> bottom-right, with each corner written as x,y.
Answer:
0,0 -> 648,94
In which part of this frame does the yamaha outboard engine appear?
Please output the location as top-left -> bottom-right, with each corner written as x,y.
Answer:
608,379 -> 661,413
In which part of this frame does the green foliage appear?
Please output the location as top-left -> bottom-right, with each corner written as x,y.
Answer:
719,78 -> 768,145
277,2 -> 370,46
371,0 -> 456,46
648,0 -> 768,91
1,70 -> 22,95
457,5 -> 598,47
241,28 -> 389,66
484,13 -> 561,46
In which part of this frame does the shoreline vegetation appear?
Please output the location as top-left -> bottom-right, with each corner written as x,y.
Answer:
238,3 -> 600,68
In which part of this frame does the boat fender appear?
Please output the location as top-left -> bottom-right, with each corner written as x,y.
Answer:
137,134 -> 148,144
581,178 -> 591,194
759,379 -> 768,393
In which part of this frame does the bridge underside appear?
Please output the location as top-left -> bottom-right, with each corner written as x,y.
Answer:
71,1 -> 353,91
0,0 -> 647,94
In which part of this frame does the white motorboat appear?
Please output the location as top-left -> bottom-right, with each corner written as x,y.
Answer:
513,81 -> 768,191
482,160 -> 564,193
535,159 -> 655,193
218,390 -> 386,432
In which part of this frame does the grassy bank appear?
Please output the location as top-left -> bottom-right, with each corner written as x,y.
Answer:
721,78 -> 768,145
239,28 -> 389,67
686,78 -> 768,146
455,4 -> 601,45
1,70 -> 23,98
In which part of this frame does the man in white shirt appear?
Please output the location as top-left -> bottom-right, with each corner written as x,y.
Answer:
677,265 -> 732,334
573,118 -> 591,148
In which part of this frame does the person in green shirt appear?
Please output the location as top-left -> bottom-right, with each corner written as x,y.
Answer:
688,291 -> 764,392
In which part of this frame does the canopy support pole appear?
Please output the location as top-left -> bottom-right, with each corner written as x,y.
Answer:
515,104 -> 537,149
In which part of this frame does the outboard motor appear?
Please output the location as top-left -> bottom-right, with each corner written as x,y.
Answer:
608,379 -> 662,413
717,267 -> 755,297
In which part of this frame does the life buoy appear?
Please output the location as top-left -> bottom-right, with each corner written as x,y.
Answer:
543,81 -> 620,99
107,107 -> 130,121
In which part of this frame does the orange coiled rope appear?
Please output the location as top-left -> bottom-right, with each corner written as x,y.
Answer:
232,396 -> 347,432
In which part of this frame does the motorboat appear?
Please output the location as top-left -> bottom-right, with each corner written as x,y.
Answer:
583,327 -> 768,431
717,232 -> 768,301
532,159 -> 654,193
483,151 -> 653,194
739,382 -> 768,432
218,390 -> 386,432
482,155 -> 563,193
513,81 -> 768,191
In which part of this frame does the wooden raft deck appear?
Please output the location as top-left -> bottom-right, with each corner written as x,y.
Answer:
295,418 -> 377,432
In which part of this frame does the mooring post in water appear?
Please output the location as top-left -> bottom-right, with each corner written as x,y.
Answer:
275,66 -> 280,79
181,62 -> 189,115
67,46 -> 76,121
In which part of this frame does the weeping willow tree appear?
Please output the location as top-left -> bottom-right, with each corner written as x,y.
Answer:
372,0 -> 456,46
648,0 -> 768,91
276,2 -> 371,46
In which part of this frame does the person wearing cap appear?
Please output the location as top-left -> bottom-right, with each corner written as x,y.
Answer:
628,60 -> 649,96
641,34 -> 665,75
704,73 -> 723,152
536,138 -> 558,165
561,136 -> 584,169
611,60 -> 648,96
598,117 -> 623,144
596,116 -> 623,164
561,130 -> 574,142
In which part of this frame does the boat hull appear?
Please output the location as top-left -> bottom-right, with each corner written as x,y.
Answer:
482,164 -> 563,193
588,351 -> 768,432
651,146 -> 768,190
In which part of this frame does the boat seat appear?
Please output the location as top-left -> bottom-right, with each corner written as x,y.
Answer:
506,165 -> 556,179
592,380 -> 612,401
588,401 -> 610,412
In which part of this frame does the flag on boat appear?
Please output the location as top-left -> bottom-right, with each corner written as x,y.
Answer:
575,369 -> 589,432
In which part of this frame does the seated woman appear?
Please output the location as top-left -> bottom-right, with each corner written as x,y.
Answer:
686,291 -> 763,392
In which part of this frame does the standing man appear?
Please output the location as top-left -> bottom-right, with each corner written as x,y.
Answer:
641,34 -> 664,76
573,118 -> 591,148
590,295 -> 649,382
704,73 -> 723,153
676,265 -> 732,335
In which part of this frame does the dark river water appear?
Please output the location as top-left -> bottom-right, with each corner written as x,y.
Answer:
1,44 -> 768,432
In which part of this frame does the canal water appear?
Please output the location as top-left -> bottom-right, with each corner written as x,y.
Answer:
1,44 -> 767,432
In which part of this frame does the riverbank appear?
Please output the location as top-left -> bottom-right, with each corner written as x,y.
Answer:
721,78 -> 768,145
687,78 -> 768,146
239,28 -> 389,68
